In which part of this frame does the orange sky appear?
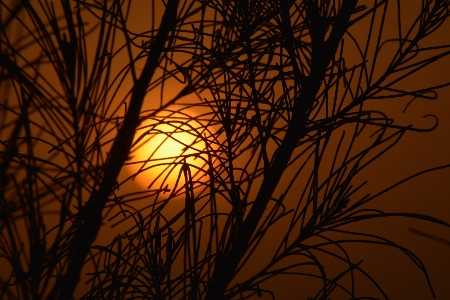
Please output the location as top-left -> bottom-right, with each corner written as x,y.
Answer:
2,1 -> 449,299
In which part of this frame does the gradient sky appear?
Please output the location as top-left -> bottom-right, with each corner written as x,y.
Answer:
2,1 -> 449,299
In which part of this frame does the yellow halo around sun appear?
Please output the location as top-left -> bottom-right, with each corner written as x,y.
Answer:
127,112 -> 210,191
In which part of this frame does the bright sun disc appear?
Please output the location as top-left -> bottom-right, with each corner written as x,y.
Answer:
127,113 -> 209,190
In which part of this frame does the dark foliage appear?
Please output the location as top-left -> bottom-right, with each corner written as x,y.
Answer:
1,0 -> 450,299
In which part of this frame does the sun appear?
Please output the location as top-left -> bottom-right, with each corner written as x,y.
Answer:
127,112 -> 210,191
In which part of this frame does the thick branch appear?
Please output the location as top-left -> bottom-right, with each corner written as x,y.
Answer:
205,1 -> 357,299
46,1 -> 180,299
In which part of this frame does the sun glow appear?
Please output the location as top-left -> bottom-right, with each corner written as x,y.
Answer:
127,112 -> 211,191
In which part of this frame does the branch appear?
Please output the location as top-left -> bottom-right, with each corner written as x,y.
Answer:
45,0 -> 180,299
205,1 -> 358,299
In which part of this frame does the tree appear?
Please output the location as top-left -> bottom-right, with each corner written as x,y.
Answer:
1,0 -> 450,299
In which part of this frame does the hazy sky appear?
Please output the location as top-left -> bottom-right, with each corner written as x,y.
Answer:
2,1 -> 449,299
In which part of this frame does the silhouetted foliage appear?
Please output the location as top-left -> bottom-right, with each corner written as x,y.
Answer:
1,0 -> 450,299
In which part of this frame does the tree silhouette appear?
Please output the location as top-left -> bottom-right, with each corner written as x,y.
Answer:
1,0 -> 450,299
